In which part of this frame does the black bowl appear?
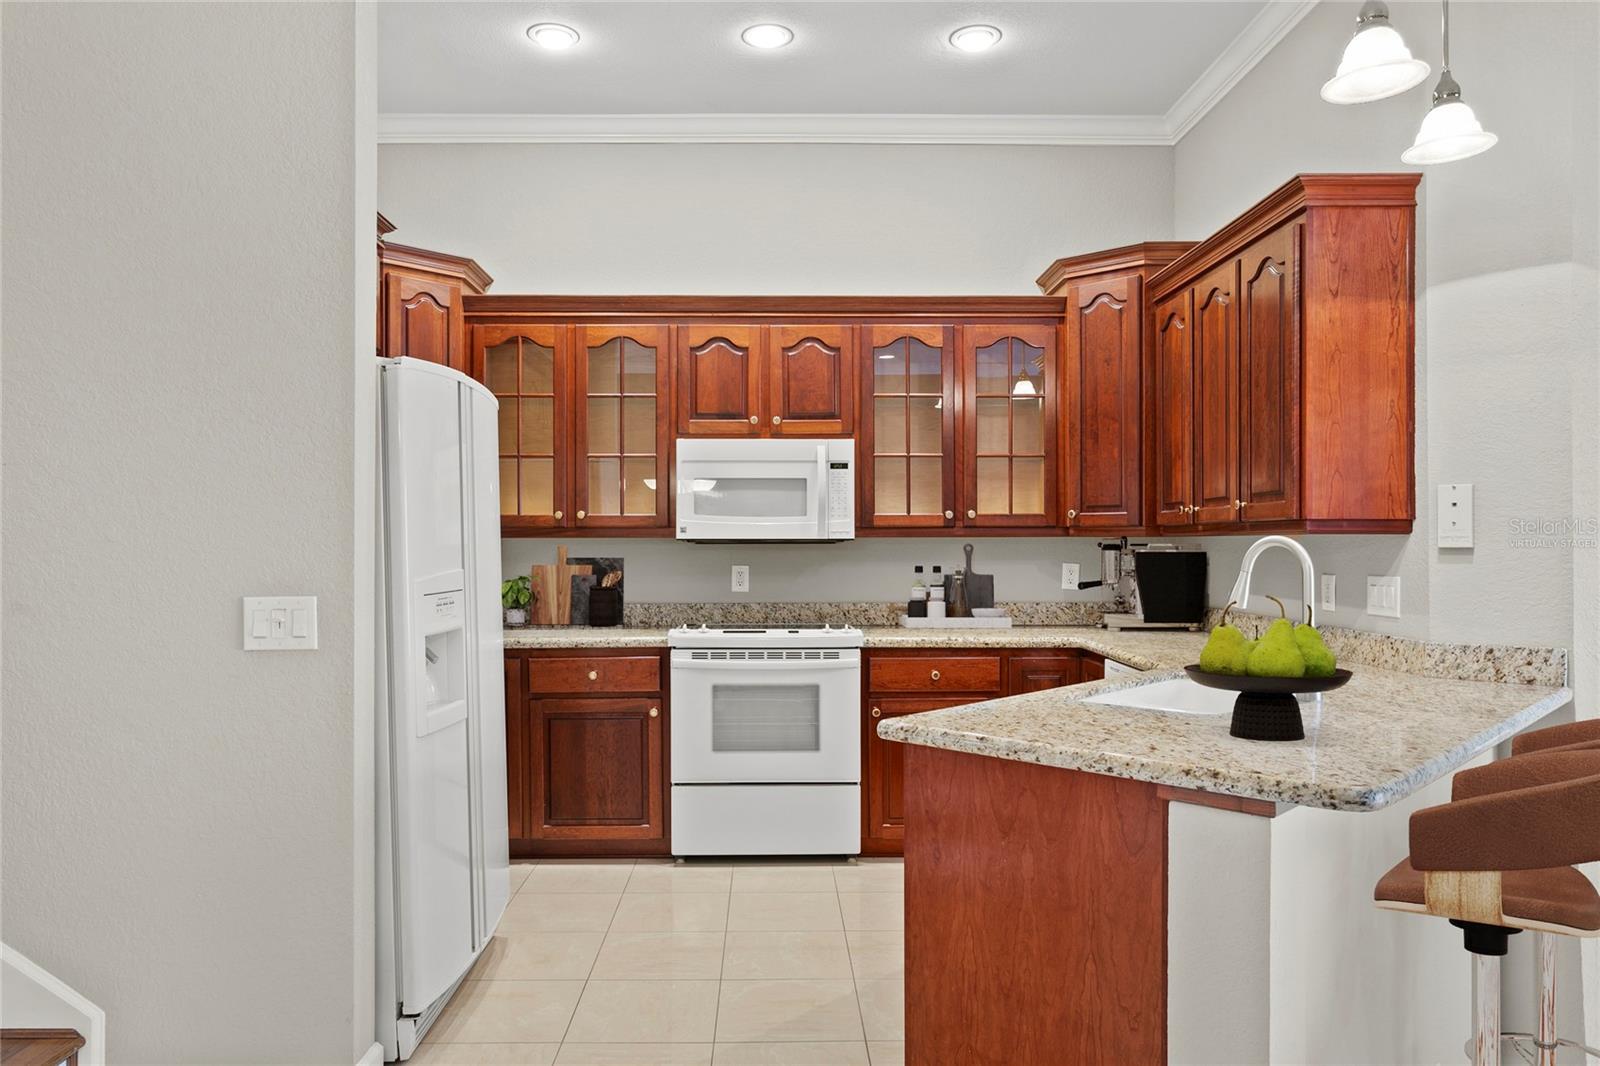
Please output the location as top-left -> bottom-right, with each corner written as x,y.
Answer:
1183,666 -> 1352,694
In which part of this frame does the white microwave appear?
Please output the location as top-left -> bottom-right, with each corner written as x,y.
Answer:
675,438 -> 855,541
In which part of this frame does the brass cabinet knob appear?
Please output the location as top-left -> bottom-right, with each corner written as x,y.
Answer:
944,510 -> 954,520
1235,499 -> 1246,510
871,707 -> 882,718
1067,509 -> 1077,519
577,509 -> 587,520
966,509 -> 977,519
749,415 -> 758,424
587,670 -> 598,681
554,510 -> 564,520
649,707 -> 659,718
772,415 -> 782,425
931,669 -> 941,681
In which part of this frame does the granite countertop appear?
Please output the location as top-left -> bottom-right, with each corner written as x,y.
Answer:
876,667 -> 1572,812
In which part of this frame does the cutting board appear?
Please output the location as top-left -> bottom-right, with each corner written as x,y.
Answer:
529,546 -> 592,625
963,543 -> 994,609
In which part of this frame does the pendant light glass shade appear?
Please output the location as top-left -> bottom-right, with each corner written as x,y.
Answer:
1402,88 -> 1497,164
1321,2 -> 1430,104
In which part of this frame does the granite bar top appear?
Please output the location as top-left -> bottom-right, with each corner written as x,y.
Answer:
876,667 -> 1572,812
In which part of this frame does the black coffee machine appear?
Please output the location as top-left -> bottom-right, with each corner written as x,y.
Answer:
1085,539 -> 1208,630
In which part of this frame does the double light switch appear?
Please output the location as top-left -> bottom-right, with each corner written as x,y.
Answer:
243,596 -> 318,650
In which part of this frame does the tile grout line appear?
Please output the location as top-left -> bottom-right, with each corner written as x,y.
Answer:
553,861 -> 633,1058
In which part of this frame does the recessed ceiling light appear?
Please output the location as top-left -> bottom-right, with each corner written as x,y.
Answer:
949,24 -> 1002,53
741,23 -> 794,49
526,23 -> 580,50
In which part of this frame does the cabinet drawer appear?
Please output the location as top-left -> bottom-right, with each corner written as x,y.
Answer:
869,655 -> 1002,693
1008,654 -> 1081,694
529,655 -> 661,695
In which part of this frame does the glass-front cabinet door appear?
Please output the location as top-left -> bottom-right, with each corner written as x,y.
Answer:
861,325 -> 955,529
574,324 -> 670,529
473,324 -> 570,530
960,324 -> 1058,527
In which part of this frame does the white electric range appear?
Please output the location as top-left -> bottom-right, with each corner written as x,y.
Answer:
668,623 -> 865,856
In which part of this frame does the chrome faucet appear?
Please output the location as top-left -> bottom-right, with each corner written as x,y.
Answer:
1226,535 -> 1317,627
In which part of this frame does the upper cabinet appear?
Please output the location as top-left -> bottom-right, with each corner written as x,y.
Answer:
769,325 -> 856,435
860,325 -> 956,529
676,325 -> 764,436
376,224 -> 492,371
674,324 -> 857,437
1144,173 -> 1418,533
575,325 -> 671,529
961,325 -> 1057,526
474,324 -> 571,531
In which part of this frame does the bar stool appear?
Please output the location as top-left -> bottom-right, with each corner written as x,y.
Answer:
1374,718 -> 1600,1066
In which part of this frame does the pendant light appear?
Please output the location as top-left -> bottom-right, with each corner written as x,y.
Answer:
1320,1 -> 1430,104
1402,0 -> 1498,164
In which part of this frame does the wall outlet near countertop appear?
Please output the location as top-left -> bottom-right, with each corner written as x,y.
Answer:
1062,563 -> 1080,590
1320,574 -> 1336,612
1366,576 -> 1401,618
731,565 -> 750,594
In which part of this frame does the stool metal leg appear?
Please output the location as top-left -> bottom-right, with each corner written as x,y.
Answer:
1476,953 -> 1502,1066
1535,932 -> 1557,1066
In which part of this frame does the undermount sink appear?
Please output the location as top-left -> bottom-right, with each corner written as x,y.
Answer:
1082,678 -> 1235,716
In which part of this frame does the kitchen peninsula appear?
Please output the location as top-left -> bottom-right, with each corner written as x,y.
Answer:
876,639 -> 1570,1065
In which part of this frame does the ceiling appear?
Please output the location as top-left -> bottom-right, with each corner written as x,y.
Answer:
377,1 -> 1315,144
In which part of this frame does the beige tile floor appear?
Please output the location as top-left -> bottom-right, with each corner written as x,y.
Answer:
415,858 -> 905,1066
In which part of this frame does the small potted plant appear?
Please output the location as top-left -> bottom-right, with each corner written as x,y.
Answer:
501,575 -> 532,627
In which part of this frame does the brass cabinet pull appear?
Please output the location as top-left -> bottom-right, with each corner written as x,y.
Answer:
966,509 -> 976,519
587,670 -> 598,681
749,415 -> 758,424
772,415 -> 782,425
1235,499 -> 1246,510
930,669 -> 941,681
871,707 -> 882,718
944,510 -> 954,520
577,509 -> 587,520
554,510 -> 564,520
1067,509 -> 1077,519
649,707 -> 659,718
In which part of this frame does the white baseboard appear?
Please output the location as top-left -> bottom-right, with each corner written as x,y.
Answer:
357,1040 -> 385,1066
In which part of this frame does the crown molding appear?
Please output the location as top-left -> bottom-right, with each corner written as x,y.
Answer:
377,1 -> 1319,147
377,112 -> 1173,145
1163,0 -> 1319,143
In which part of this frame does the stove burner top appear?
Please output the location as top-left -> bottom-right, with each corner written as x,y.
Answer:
668,622 -> 865,649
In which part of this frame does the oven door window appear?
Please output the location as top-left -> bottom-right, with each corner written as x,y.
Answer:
690,477 -> 810,519
711,684 -> 821,752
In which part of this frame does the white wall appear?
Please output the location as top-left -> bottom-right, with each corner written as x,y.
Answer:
378,142 -> 1172,295
1,4 -> 374,1062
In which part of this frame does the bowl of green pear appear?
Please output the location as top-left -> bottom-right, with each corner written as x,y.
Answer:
1184,599 -> 1350,742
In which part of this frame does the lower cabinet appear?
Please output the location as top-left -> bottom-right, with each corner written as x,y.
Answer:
862,648 -> 1081,855
509,649 -> 670,858
1080,652 -> 1107,681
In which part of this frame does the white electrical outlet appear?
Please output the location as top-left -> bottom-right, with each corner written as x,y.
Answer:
1062,563 -> 1080,590
1320,574 -> 1336,612
1437,483 -> 1474,548
1366,576 -> 1401,618
731,565 -> 750,593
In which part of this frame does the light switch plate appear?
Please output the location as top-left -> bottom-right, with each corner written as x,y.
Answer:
1320,574 -> 1336,612
1365,577 -> 1401,619
243,596 -> 318,650
1062,563 -> 1080,590
1437,483 -> 1474,548
731,565 -> 750,594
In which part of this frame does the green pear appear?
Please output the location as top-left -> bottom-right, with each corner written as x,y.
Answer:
1199,624 -> 1249,675
1294,623 -> 1338,678
1246,618 -> 1307,678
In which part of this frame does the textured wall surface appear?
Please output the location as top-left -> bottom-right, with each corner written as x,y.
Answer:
378,142 -> 1173,295
1,4 -> 368,1061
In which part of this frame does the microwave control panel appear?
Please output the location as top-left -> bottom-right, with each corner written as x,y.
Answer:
826,460 -> 854,538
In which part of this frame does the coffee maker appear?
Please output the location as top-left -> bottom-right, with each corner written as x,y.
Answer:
1079,538 -> 1208,631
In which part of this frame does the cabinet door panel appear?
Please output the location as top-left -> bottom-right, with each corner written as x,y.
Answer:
385,274 -> 460,368
575,324 -> 670,528
1152,293 -> 1194,527
960,324 -> 1058,527
1008,654 -> 1081,693
770,325 -> 855,435
861,325 -> 956,528
1193,264 -> 1240,525
473,324 -> 571,531
1239,225 -> 1302,523
865,697 -> 967,845
869,654 -> 1003,693
676,325 -> 763,436
1062,274 -> 1143,530
530,697 -> 664,840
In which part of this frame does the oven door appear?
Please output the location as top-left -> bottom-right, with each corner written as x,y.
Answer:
676,446 -> 827,540
670,650 -> 860,783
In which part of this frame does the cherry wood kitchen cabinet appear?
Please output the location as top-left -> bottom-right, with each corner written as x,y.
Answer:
864,696 -> 967,853
472,324 -> 572,532
769,325 -> 856,435
676,324 -> 765,436
1008,655 -> 1081,692
1145,173 -> 1418,534
510,648 -> 671,857
1079,652 -> 1106,681
859,325 -> 957,529
574,324 -> 671,529
1042,243 -> 1192,533
377,234 -> 492,371
504,654 -> 527,839
960,325 -> 1058,527
676,323 -> 857,437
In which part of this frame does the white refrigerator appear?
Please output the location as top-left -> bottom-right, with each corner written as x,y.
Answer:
375,358 -> 509,1061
